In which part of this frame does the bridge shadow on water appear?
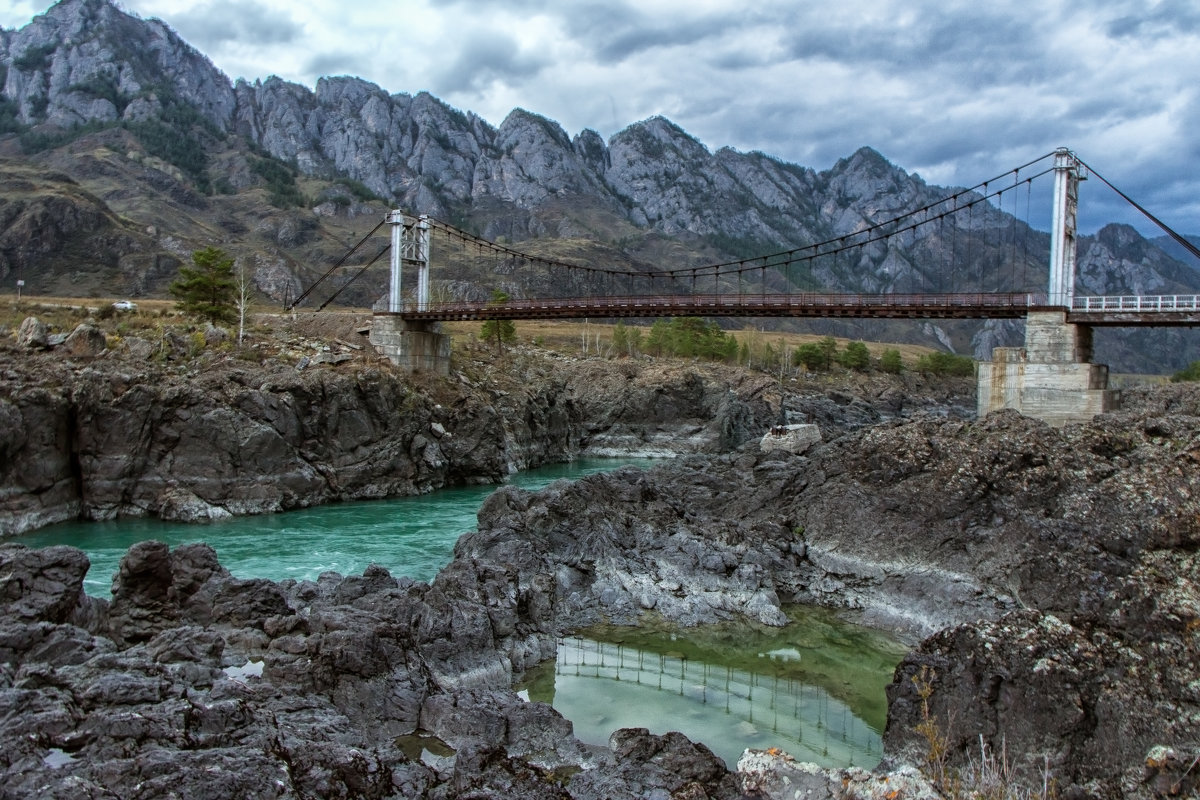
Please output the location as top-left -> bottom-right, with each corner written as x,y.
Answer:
518,611 -> 907,769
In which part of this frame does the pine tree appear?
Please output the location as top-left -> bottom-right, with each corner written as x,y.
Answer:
612,321 -> 630,356
839,340 -> 871,371
170,247 -> 237,324
880,348 -> 903,374
480,290 -> 517,354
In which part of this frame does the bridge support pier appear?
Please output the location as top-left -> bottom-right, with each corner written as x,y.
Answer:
977,311 -> 1118,427
368,314 -> 450,375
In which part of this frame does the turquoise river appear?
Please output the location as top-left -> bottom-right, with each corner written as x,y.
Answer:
14,457 -> 906,769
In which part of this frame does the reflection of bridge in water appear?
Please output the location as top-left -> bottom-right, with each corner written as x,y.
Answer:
547,636 -> 882,768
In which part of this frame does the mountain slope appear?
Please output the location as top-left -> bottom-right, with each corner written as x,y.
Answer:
2,0 -> 1198,371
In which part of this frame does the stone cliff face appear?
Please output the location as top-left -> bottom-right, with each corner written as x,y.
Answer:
0,350 -> 579,537
1,0 -> 235,131
0,342 -> 789,538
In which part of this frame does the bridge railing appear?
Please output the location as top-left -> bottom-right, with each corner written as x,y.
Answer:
1072,295 -> 1200,313
388,291 -> 1042,317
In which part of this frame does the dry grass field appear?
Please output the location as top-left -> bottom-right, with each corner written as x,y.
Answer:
444,318 -> 942,363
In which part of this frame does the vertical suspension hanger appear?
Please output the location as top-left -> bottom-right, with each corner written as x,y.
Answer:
1007,169 -> 1019,292
1024,177 -> 1033,292
950,194 -> 959,290
968,187 -> 978,292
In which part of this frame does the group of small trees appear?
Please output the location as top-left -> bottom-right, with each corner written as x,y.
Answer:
644,317 -> 738,361
913,351 -> 975,376
611,321 -> 643,357
1172,361 -> 1200,382
793,336 -> 879,372
168,246 -> 252,343
597,321 -> 976,377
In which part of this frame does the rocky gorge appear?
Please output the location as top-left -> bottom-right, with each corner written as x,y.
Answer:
0,310 -> 971,539
1,320 -> 1197,797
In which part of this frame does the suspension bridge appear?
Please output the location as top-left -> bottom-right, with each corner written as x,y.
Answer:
292,148 -> 1199,425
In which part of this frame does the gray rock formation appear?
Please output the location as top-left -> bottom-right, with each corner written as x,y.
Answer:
60,322 -> 105,356
0,352 -> 577,536
453,388 -> 1200,797
4,382 -> 1196,798
0,537 -> 751,799
15,316 -> 47,347
1,0 -> 235,131
0,348 -> 784,538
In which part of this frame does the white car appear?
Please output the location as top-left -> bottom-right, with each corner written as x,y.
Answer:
112,300 -> 137,311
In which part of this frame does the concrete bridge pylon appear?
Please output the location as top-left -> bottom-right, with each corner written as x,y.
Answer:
370,212 -> 451,375
977,148 -> 1118,426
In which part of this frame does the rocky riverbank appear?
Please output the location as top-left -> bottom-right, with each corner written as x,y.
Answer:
3,382 -> 1196,798
0,316 -> 972,538
454,387 -> 1200,797
0,539 -> 752,799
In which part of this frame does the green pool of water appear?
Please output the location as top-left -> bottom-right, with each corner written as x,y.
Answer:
520,610 -> 906,769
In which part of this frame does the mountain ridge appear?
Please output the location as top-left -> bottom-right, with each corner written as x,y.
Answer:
2,0 -> 1198,371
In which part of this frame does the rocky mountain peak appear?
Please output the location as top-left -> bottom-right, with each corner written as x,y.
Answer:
2,0 -> 235,131
1,0 -> 1198,371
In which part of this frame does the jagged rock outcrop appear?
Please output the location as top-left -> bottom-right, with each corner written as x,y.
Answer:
1,0 -> 236,131
454,387 -> 1200,797
0,537 -> 750,799
0,351 -> 579,536
0,346 -> 791,538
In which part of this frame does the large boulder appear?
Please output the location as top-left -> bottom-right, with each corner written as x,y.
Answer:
759,423 -> 821,454
0,544 -> 90,624
62,324 -> 107,357
15,317 -> 48,348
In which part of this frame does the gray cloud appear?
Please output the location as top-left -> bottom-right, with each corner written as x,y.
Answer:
432,31 -> 550,94
166,0 -> 302,47
304,52 -> 371,80
1105,0 -> 1200,38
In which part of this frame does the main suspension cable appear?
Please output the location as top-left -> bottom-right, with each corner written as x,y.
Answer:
288,216 -> 388,310
1076,157 -> 1200,264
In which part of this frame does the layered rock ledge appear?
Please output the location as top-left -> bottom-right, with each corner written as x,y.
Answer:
0,540 -> 752,799
0,335 -> 968,538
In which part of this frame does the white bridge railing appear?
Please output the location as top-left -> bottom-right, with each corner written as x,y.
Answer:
1073,295 -> 1200,312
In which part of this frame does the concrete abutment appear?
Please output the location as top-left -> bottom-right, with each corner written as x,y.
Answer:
977,311 -> 1119,427
369,314 -> 451,375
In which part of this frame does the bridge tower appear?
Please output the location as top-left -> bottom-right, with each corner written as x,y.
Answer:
977,148 -> 1118,426
369,212 -> 450,374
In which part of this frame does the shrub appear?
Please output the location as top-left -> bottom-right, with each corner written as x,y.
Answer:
794,342 -> 831,371
838,340 -> 870,371
880,348 -> 903,374
1171,361 -> 1200,382
916,351 -> 975,376
13,43 -> 55,72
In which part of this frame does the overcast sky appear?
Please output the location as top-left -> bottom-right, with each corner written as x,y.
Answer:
3,0 -> 1199,239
